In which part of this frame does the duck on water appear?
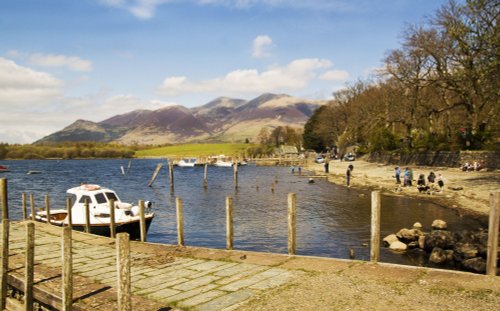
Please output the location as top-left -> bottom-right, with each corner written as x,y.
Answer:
33,184 -> 155,239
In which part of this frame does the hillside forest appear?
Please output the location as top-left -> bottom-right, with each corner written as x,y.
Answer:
303,0 -> 499,154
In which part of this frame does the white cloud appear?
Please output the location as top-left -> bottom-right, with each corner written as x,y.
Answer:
157,58 -> 334,96
0,57 -> 64,106
319,69 -> 349,81
28,53 -> 93,72
98,0 -> 173,19
252,35 -> 274,58
198,0 -> 351,11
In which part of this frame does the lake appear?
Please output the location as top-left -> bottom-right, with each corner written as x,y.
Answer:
0,159 -> 485,269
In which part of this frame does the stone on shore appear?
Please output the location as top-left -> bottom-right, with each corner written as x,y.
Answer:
429,247 -> 454,264
413,222 -> 422,229
462,257 -> 486,274
424,230 -> 455,251
389,241 -> 407,251
453,243 -> 479,262
431,219 -> 447,230
383,234 -> 399,247
396,228 -> 423,242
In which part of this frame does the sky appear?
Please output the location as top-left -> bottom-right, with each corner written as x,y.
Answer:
0,0 -> 451,144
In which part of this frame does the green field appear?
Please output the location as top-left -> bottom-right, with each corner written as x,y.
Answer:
134,143 -> 250,158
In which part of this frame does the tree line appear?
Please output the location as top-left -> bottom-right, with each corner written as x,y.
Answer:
303,0 -> 498,154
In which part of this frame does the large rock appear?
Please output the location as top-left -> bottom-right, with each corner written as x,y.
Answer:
389,241 -> 408,251
396,228 -> 424,243
453,243 -> 479,262
431,219 -> 447,230
424,230 -> 455,251
418,235 -> 426,249
462,257 -> 486,274
383,234 -> 399,247
429,247 -> 454,264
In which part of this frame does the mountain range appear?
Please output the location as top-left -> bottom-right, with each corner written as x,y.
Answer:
36,93 -> 326,145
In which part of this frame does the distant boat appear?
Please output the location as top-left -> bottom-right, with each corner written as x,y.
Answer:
0,165 -> 9,173
27,170 -> 42,175
211,155 -> 234,167
177,158 -> 197,167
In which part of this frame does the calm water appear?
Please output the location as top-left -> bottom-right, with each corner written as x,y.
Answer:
0,159 -> 485,268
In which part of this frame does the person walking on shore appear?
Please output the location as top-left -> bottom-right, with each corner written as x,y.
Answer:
346,164 -> 353,187
395,166 -> 401,184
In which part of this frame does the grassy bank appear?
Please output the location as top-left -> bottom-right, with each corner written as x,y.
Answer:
134,143 -> 249,158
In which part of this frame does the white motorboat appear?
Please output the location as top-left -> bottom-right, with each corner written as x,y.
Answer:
214,159 -> 234,167
33,184 -> 154,239
177,158 -> 197,167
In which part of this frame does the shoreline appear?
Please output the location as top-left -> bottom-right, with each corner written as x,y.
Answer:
306,158 -> 499,225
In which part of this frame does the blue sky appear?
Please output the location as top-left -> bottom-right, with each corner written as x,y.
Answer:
0,0 -> 451,143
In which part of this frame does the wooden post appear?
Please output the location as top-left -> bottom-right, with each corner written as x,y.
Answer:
30,193 -> 36,221
22,192 -> 27,221
84,198 -> 91,233
148,163 -> 163,187
25,221 -> 35,311
233,162 -> 238,189
226,196 -> 233,250
0,178 -> 7,220
66,197 -> 73,229
486,191 -> 500,276
139,200 -> 146,242
0,219 -> 9,310
109,199 -> 116,239
204,164 -> 208,189
62,226 -> 73,311
288,193 -> 297,255
116,233 -> 131,311
370,191 -> 381,262
176,197 -> 184,246
169,161 -> 174,190
45,194 -> 51,224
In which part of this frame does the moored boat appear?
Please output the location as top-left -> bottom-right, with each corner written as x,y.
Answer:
177,158 -> 197,167
33,184 -> 154,239
0,165 -> 9,173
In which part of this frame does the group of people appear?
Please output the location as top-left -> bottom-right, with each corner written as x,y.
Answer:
461,161 -> 483,171
394,166 -> 444,194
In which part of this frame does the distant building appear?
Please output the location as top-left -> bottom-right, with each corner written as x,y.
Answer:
275,145 -> 299,155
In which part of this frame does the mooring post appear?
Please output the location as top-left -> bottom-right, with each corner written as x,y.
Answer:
66,197 -> 73,229
169,161 -> 174,190
109,199 -> 116,239
0,219 -> 9,310
30,193 -> 36,221
84,198 -> 91,233
176,197 -> 184,246
233,161 -> 238,189
116,233 -> 131,311
45,194 -> 51,225
226,196 -> 233,250
0,178 -> 7,220
370,191 -> 381,262
486,191 -> 500,276
204,163 -> 208,189
22,192 -> 27,221
25,221 -> 35,311
139,200 -> 146,242
288,193 -> 297,255
148,163 -> 163,187
62,226 -> 73,311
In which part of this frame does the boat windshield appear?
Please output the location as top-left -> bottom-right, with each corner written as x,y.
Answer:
105,192 -> 118,201
95,193 -> 107,204
78,195 -> 91,204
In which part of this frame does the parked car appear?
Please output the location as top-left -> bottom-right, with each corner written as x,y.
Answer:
344,153 -> 355,161
315,156 -> 325,163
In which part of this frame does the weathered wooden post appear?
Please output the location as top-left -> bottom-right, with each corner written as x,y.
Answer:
233,161 -> 238,189
116,233 -> 131,311
169,161 -> 175,190
109,199 -> 116,238
25,221 -> 35,310
22,192 -> 27,221
0,178 -> 7,220
62,226 -> 73,311
486,191 -> 500,276
370,191 -> 381,262
226,196 -> 233,250
148,163 -> 163,187
288,193 -> 297,255
30,193 -> 36,221
0,219 -> 9,310
66,197 -> 73,229
204,163 -> 208,189
84,198 -> 91,233
45,194 -> 51,224
139,200 -> 146,242
176,197 -> 184,246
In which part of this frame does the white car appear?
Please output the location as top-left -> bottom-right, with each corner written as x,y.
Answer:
315,156 -> 325,163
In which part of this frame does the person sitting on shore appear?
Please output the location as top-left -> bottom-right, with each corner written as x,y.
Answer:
417,174 -> 429,193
